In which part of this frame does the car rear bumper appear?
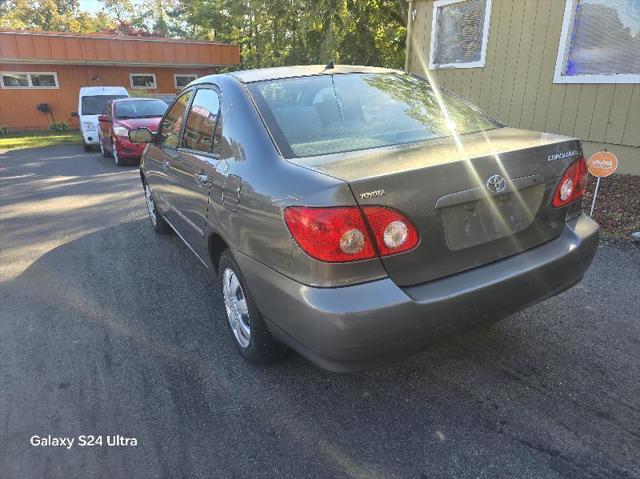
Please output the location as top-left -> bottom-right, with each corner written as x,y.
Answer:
235,214 -> 599,373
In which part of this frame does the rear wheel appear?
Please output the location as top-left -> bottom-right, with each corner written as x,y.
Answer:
82,140 -> 92,152
218,250 -> 288,365
144,183 -> 170,234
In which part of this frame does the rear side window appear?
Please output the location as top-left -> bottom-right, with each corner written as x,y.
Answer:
248,73 -> 499,158
182,89 -> 221,153
159,91 -> 193,149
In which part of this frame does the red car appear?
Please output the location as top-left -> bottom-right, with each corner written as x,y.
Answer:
98,98 -> 167,166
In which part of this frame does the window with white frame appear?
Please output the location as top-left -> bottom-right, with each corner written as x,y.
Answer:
0,72 -> 59,89
129,73 -> 157,89
174,74 -> 198,89
555,0 -> 640,83
429,0 -> 492,69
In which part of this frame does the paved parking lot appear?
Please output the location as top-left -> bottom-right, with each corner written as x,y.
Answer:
1,145 -> 639,478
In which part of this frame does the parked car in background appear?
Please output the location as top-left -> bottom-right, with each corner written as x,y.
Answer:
98,98 -> 167,166
149,93 -> 177,105
77,86 -> 129,151
130,65 -> 599,372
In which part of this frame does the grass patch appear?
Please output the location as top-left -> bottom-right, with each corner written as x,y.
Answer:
0,132 -> 82,151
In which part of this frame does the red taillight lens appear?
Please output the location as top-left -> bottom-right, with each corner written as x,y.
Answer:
283,206 -> 419,263
359,206 -> 420,256
552,157 -> 588,208
284,206 -> 376,262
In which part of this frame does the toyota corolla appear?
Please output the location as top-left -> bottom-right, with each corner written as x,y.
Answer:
129,65 -> 599,372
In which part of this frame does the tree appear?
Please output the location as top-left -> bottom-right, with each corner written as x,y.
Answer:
172,0 -> 407,69
98,0 -> 178,37
0,0 -> 112,33
99,0 -> 135,24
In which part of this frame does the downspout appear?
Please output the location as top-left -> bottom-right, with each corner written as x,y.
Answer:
404,0 -> 416,72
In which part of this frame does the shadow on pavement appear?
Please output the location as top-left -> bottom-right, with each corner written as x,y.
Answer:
1,218 -> 638,478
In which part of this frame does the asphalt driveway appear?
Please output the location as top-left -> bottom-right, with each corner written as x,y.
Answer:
1,145 -> 638,479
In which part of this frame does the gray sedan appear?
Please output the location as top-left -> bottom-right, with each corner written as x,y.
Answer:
129,65 -> 598,372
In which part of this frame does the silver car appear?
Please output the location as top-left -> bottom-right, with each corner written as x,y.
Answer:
130,65 -> 599,372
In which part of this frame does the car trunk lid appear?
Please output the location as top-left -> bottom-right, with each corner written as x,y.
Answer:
288,128 -> 583,286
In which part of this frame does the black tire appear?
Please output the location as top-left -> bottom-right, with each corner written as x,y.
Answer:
218,249 -> 288,365
82,141 -> 92,152
143,182 -> 171,234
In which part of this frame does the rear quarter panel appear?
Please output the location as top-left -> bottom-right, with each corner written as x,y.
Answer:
206,76 -> 387,285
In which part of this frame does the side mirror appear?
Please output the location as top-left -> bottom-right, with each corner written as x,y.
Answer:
129,127 -> 154,144
71,111 -> 79,118
98,115 -> 110,123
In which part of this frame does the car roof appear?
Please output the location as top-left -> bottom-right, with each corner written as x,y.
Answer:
194,65 -> 400,85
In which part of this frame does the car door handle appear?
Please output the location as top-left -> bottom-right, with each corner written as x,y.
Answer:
195,173 -> 209,185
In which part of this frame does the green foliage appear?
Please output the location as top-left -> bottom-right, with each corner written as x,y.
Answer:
171,0 -> 408,69
0,125 -> 11,136
48,122 -> 70,132
128,89 -> 150,97
100,0 -> 178,36
0,0 -> 112,33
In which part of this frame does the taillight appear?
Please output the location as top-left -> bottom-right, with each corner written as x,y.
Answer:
283,206 -> 419,263
360,206 -> 420,257
283,207 -> 376,262
552,157 -> 588,208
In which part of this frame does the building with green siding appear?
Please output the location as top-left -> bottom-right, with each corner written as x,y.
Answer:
405,0 -> 639,174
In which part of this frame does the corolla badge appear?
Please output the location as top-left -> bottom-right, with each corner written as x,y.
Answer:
486,174 -> 507,194
548,150 -> 579,161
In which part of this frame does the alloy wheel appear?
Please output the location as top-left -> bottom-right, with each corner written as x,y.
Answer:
222,268 -> 251,348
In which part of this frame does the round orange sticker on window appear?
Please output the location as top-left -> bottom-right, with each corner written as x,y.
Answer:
587,151 -> 618,177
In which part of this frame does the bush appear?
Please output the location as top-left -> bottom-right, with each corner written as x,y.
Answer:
49,122 -> 70,133
0,125 -> 10,136
128,89 -> 149,97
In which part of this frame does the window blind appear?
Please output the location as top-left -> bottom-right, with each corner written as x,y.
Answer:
565,0 -> 640,76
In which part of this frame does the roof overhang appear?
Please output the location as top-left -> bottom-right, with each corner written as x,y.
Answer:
0,58 -> 223,68
0,31 -> 240,67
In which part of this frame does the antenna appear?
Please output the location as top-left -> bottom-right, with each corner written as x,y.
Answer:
323,59 -> 336,71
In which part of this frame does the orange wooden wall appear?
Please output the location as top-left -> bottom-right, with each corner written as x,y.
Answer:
0,31 -> 240,67
0,64 -> 217,130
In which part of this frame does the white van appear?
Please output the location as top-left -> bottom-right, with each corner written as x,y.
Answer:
78,86 -> 129,151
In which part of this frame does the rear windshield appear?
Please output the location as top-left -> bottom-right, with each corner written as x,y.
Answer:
115,99 -> 168,119
248,73 -> 500,158
81,95 -> 128,115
